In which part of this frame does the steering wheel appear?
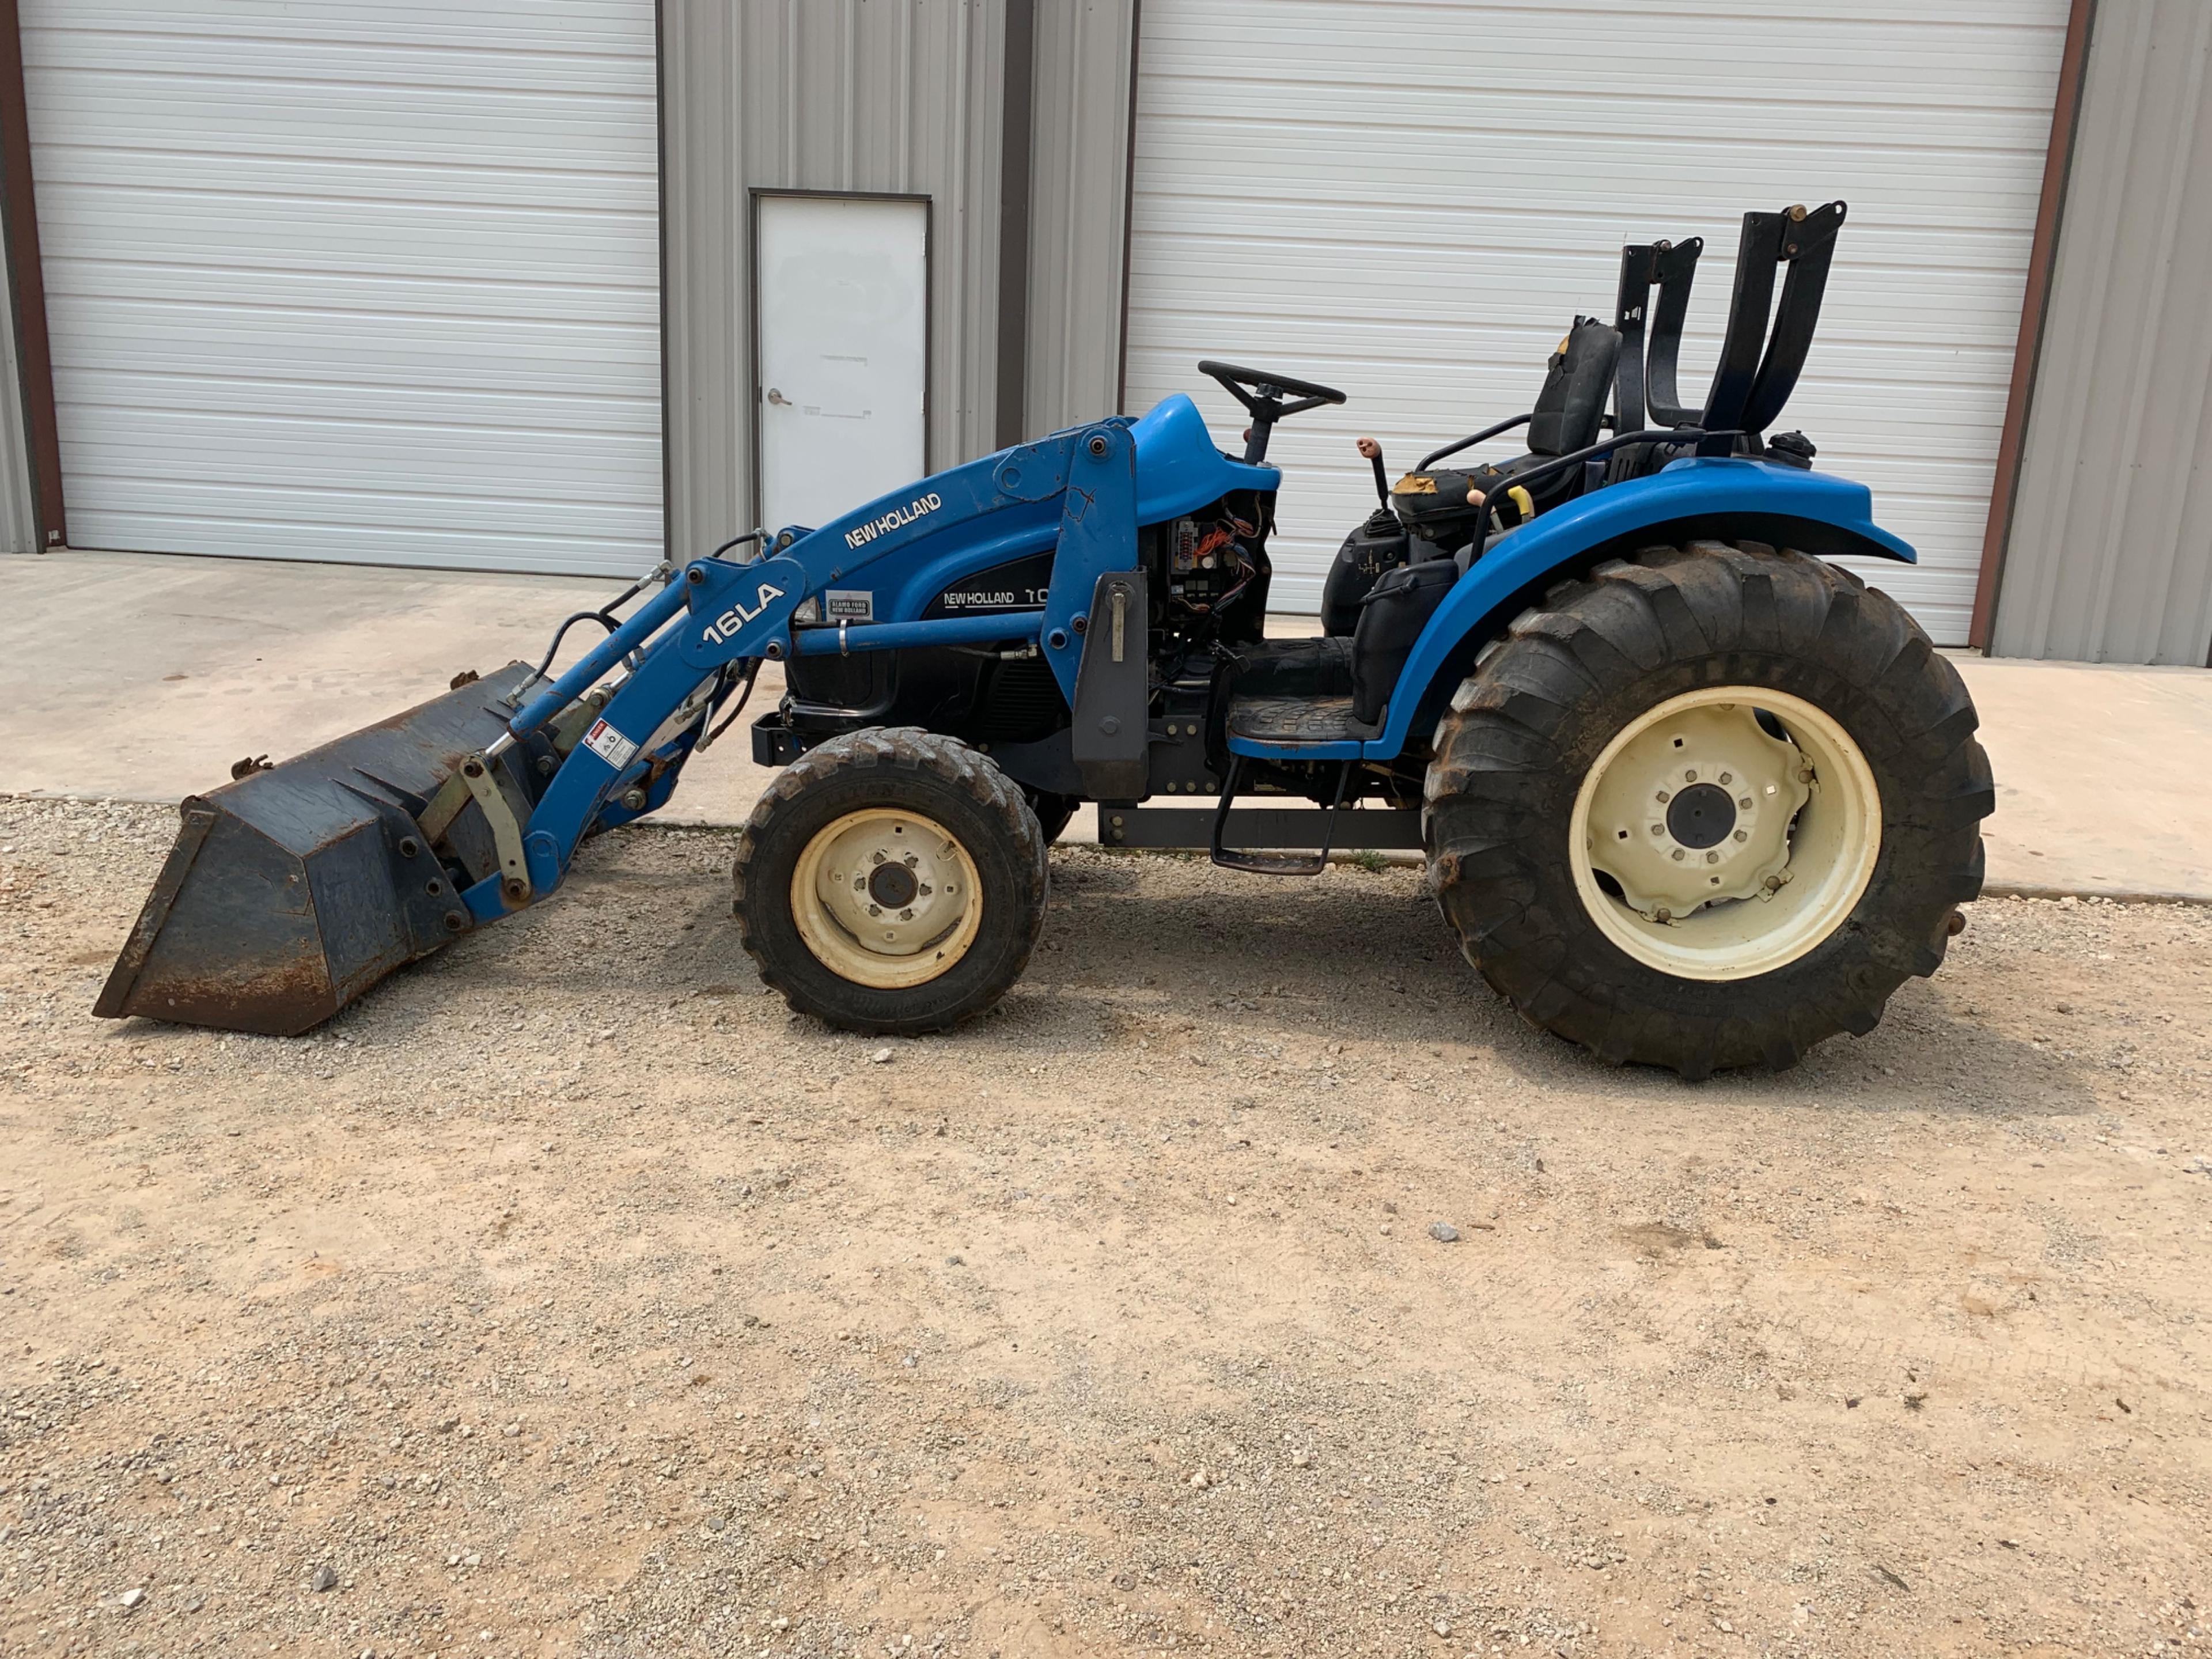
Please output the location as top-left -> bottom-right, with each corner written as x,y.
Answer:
1197,359 -> 1347,464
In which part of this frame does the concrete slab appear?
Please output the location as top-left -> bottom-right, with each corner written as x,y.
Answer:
0,547 -> 790,828
5,548 -> 2207,899
1952,654 -> 2212,903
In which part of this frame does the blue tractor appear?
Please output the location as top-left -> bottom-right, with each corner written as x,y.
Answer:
98,203 -> 1993,1078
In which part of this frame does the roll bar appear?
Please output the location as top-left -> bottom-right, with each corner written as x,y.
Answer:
1613,202 -> 1846,454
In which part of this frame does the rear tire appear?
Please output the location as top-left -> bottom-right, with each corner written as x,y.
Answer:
1424,541 -> 1992,1078
734,728 -> 1047,1035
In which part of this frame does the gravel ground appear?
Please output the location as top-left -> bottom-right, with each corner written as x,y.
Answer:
3,795 -> 2210,1659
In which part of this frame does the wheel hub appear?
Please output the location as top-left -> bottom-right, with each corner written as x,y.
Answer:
1583,700 -> 1809,921
1665,782 -> 1737,849
1567,685 -> 1881,983
867,859 -> 919,909
788,808 -> 984,988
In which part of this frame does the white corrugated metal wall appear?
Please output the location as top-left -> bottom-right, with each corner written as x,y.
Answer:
20,1 -> 661,577
1124,0 -> 2072,642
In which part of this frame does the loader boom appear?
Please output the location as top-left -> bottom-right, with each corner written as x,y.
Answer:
468,421 -> 1146,925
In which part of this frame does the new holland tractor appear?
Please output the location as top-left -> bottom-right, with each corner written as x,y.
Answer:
98,203 -> 1993,1078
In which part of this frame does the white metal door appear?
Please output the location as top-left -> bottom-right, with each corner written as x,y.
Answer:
21,1 -> 661,577
1124,0 -> 2073,643
755,195 -> 928,534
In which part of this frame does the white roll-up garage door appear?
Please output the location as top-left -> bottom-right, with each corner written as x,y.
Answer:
21,2 -> 660,577
1124,0 -> 2071,643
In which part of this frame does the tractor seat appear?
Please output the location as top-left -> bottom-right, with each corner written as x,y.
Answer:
1465,315 -> 1622,520
1389,316 -> 1624,555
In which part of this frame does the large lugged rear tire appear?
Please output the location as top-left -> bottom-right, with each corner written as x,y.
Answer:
734,728 -> 1047,1035
1425,541 -> 1993,1078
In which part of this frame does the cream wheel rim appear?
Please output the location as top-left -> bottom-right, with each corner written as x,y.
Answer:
790,808 -> 984,989
1569,687 -> 1880,981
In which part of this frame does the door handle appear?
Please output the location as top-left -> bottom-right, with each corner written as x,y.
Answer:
766,388 -> 792,407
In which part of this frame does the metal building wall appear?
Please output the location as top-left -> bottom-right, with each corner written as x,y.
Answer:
661,0 -> 1007,562
0,189 -> 38,554
1991,0 -> 2212,665
1022,0 -> 1137,437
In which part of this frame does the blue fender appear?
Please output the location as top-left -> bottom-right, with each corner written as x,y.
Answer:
1362,457 -> 1917,760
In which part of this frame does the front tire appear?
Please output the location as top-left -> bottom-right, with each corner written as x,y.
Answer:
734,728 -> 1047,1035
1425,541 -> 1993,1078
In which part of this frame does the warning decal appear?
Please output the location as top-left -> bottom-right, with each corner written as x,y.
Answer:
581,718 -> 639,770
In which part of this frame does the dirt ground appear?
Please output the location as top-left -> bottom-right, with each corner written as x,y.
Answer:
3,796 -> 2209,1659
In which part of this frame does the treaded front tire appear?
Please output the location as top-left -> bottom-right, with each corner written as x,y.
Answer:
1023,789 -> 1081,845
1425,541 -> 1993,1078
734,727 -> 1047,1035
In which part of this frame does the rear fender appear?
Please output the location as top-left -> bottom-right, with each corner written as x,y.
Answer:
1362,457 -> 1916,759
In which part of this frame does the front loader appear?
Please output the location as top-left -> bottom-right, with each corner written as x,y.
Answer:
99,202 -> 1994,1078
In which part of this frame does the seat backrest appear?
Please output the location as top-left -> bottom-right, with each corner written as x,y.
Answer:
1527,317 -> 1622,456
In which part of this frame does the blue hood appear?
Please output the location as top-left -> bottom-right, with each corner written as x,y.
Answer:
1130,393 -> 1281,524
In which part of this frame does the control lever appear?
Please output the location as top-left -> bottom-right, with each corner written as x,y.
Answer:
1356,436 -> 1389,505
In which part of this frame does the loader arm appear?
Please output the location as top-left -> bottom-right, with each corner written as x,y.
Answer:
478,421 -> 1143,920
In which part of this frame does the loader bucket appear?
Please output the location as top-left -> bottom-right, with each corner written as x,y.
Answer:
95,662 -> 545,1036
